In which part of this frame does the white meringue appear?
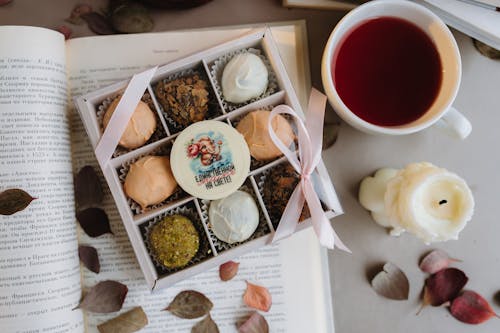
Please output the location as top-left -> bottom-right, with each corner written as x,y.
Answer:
221,53 -> 268,103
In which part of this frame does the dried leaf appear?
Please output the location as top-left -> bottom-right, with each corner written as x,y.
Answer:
243,281 -> 272,312
76,207 -> 112,237
77,280 -> 128,313
370,262 -> 409,300
419,249 -> 460,274
419,268 -> 468,312
81,12 -> 116,35
473,39 -> 500,60
110,2 -> 154,33
66,4 -> 93,25
74,165 -> 103,208
238,311 -> 269,333
56,25 -> 73,40
192,313 -> 220,333
0,0 -> 12,6
323,122 -> 340,150
450,290 -> 499,324
97,306 -> 148,333
78,245 -> 100,273
165,290 -> 213,319
0,188 -> 36,215
219,261 -> 239,281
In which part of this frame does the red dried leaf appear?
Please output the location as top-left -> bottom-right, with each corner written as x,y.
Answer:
420,268 -> 468,312
370,262 -> 409,300
219,261 -> 239,281
76,280 -> 128,313
192,313 -> 219,333
81,12 -> 116,35
419,249 -> 460,274
78,245 -> 100,273
238,311 -> 269,333
76,207 -> 112,237
56,25 -> 72,40
74,165 -> 103,209
0,0 -> 13,6
450,290 -> 499,324
243,281 -> 272,312
165,290 -> 213,319
66,4 -> 93,25
0,188 -> 36,215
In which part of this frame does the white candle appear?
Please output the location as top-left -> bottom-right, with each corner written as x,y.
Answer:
359,162 -> 474,243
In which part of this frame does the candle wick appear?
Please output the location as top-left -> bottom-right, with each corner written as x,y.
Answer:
439,199 -> 447,205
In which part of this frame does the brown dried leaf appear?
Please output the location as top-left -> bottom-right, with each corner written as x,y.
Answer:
74,165 -> 103,209
97,306 -> 148,333
323,122 -> 340,150
81,12 -> 116,35
0,188 -> 36,216
165,290 -> 213,319
76,207 -> 112,237
419,268 -> 468,313
419,249 -> 460,274
192,313 -> 219,333
238,311 -> 269,333
370,262 -> 409,300
473,39 -> 500,60
219,261 -> 239,281
66,4 -> 93,25
78,245 -> 100,273
77,280 -> 128,313
450,290 -> 499,324
243,281 -> 272,312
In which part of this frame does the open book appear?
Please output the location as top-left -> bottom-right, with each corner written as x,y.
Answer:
0,22 -> 334,333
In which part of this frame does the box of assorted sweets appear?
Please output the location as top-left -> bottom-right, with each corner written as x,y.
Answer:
74,28 -> 343,290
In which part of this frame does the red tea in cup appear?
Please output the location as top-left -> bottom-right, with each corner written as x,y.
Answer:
332,17 -> 442,126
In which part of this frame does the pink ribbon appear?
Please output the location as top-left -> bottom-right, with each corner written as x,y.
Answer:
268,88 -> 350,252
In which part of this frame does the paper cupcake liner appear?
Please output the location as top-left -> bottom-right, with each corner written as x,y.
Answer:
141,204 -> 212,276
210,47 -> 279,112
151,67 -> 223,134
118,143 -> 188,216
229,105 -> 298,171
96,92 -> 167,158
200,182 -> 271,252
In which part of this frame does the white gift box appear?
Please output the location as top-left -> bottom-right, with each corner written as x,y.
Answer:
74,28 -> 343,291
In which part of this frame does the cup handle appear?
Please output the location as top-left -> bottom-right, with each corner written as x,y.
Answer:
435,107 -> 472,139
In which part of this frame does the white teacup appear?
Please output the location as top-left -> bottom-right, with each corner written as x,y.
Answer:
321,0 -> 471,139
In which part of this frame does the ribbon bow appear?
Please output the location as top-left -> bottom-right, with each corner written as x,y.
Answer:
268,88 -> 350,252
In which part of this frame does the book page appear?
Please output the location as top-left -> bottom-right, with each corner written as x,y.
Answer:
66,24 -> 331,333
0,26 -> 84,333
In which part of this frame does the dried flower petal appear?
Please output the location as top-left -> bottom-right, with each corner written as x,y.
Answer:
238,311 -> 269,333
78,245 -> 100,273
323,122 -> 340,150
450,290 -> 499,324
192,313 -> 219,333
243,281 -> 272,312
0,188 -> 36,216
77,280 -> 128,313
76,207 -> 112,237
165,290 -> 213,319
473,39 -> 500,60
66,4 -> 93,25
110,2 -> 154,33
219,261 -> 239,281
81,12 -> 116,35
419,249 -> 460,274
370,262 -> 409,300
420,268 -> 468,312
97,306 -> 148,333
74,165 -> 103,209
56,25 -> 73,40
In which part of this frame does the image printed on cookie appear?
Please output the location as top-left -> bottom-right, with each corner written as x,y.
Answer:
153,66 -> 223,134
140,202 -> 213,276
96,90 -> 167,157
